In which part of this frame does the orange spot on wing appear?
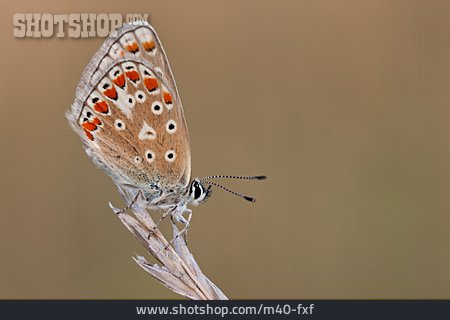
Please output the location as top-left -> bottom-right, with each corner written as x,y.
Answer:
143,41 -> 155,52
163,92 -> 173,104
82,121 -> 97,131
125,70 -> 140,82
126,42 -> 139,53
92,117 -> 102,125
94,101 -> 109,113
113,74 -> 125,88
119,51 -> 125,57
84,129 -> 94,141
104,87 -> 118,100
144,78 -> 158,92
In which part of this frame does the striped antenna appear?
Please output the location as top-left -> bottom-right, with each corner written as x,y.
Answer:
203,181 -> 256,202
201,175 -> 266,181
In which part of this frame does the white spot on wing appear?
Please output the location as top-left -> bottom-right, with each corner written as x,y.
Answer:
165,119 -> 177,134
125,94 -> 135,108
138,122 -> 157,140
145,150 -> 155,163
114,119 -> 125,131
151,101 -> 163,115
135,90 -> 146,103
164,150 -> 176,162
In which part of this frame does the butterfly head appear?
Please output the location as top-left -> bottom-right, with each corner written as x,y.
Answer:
186,175 -> 266,206
188,178 -> 212,206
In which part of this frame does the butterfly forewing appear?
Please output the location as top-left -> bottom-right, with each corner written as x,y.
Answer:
68,22 -> 191,191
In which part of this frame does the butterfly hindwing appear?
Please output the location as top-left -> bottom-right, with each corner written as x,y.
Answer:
67,22 -> 191,190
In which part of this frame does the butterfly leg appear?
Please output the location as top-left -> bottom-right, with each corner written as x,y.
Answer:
147,206 -> 177,240
111,189 -> 145,215
155,206 -> 175,228
165,209 -> 192,249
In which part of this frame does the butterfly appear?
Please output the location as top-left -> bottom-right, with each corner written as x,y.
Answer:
67,21 -> 265,240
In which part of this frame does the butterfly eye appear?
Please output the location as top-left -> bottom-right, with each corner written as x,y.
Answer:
165,120 -> 177,134
135,90 -> 146,103
151,101 -> 163,115
194,185 -> 203,200
190,181 -> 204,201
114,119 -> 126,130
134,156 -> 142,164
164,150 -> 176,162
145,150 -> 155,163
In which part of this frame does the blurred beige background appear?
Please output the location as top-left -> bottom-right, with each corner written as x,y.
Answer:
1,0 -> 449,299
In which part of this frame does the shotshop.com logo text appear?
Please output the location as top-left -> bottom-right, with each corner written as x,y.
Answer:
13,13 -> 148,38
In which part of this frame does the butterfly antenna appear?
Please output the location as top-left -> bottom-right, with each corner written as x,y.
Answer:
201,175 -> 267,181
203,181 -> 257,202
